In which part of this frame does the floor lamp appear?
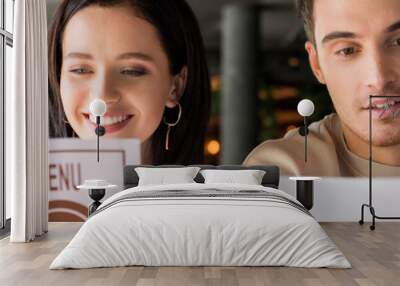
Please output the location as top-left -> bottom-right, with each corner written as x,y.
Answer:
89,99 -> 107,162
297,99 -> 315,163
359,95 -> 400,230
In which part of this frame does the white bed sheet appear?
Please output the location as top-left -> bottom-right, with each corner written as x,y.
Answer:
50,183 -> 351,269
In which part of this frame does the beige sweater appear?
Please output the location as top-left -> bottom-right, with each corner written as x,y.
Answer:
243,113 -> 400,177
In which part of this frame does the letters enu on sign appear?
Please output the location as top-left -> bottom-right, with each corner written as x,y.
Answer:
49,163 -> 82,192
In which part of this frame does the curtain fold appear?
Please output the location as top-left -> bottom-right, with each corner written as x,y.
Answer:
9,0 -> 49,242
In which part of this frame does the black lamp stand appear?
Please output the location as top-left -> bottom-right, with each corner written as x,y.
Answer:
359,95 -> 400,230
299,116 -> 309,163
95,116 -> 105,162
304,116 -> 308,162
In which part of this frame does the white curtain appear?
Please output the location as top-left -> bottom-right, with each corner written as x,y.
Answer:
8,0 -> 49,242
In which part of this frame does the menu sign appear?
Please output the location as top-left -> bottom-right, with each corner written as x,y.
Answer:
48,138 -> 140,221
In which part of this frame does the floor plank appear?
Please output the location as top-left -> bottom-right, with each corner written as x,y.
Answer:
0,222 -> 399,286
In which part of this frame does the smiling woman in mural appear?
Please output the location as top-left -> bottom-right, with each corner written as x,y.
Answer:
48,0 -> 211,165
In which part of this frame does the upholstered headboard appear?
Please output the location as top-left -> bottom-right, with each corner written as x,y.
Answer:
123,165 -> 280,189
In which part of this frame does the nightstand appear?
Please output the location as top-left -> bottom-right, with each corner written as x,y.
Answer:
77,180 -> 117,216
289,177 -> 321,210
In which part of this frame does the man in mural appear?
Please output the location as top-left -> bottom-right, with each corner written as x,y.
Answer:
245,0 -> 400,176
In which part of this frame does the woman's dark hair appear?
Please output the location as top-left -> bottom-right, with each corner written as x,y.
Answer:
295,0 -> 314,43
48,0 -> 211,165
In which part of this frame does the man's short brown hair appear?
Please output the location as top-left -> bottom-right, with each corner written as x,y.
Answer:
295,0 -> 315,43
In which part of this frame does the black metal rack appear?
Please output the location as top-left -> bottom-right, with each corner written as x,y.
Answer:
359,95 -> 400,230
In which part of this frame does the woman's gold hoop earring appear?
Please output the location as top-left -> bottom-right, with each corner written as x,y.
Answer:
163,103 -> 182,151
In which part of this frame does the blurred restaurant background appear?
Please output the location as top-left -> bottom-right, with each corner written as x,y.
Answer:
46,0 -> 334,165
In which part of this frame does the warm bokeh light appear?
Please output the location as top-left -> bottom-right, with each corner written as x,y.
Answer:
258,89 -> 268,100
211,75 -> 221,93
206,140 -> 221,155
271,86 -> 299,100
288,57 -> 300,68
276,111 -> 303,125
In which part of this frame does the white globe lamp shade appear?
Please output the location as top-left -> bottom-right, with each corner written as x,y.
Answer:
90,99 -> 107,117
297,99 -> 314,117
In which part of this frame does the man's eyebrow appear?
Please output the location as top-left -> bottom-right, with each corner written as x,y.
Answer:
64,52 -> 93,60
116,52 -> 154,62
386,20 -> 400,33
321,31 -> 357,45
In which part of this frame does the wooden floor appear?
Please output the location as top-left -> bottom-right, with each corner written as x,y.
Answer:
0,222 -> 399,286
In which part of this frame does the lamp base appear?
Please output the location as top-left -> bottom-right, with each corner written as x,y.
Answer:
88,189 -> 106,216
359,203 -> 400,231
296,180 -> 314,210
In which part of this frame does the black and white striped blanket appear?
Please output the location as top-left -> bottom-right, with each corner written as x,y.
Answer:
92,189 -> 311,217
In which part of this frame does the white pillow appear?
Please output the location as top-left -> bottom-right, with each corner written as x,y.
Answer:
135,167 -> 201,186
200,169 -> 266,185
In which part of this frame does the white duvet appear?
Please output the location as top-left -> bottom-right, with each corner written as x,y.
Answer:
50,183 -> 351,269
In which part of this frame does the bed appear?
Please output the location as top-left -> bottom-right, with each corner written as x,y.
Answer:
50,165 -> 350,269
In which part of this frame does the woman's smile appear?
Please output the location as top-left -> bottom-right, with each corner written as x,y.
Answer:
60,5 -> 176,140
83,112 -> 134,134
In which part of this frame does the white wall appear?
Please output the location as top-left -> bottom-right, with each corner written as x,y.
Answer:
280,176 -> 400,222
